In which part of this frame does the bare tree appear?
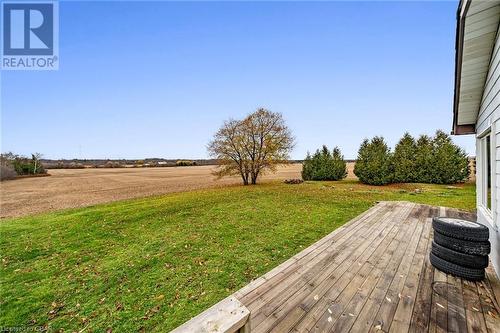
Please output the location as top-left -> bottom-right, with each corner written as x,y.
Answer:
31,153 -> 43,174
208,108 -> 294,185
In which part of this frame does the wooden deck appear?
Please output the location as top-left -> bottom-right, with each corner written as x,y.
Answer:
230,201 -> 500,333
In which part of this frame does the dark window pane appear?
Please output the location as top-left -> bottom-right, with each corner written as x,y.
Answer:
486,135 -> 491,210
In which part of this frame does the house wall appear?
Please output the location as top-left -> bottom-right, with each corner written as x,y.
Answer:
476,28 -> 500,275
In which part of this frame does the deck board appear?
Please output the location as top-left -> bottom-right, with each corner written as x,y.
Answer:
389,208 -> 433,333
408,207 -> 438,333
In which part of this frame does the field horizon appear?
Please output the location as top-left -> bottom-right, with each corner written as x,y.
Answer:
0,163 -> 356,219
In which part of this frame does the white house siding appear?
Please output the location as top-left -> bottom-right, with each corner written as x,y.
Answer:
476,27 -> 500,275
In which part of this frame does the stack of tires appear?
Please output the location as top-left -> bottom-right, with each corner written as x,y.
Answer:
430,217 -> 490,281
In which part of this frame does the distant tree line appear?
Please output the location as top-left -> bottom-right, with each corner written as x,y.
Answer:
42,159 -> 206,169
0,154 -> 205,180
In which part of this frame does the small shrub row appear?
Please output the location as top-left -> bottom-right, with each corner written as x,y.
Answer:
99,161 -> 125,168
284,178 -> 304,184
354,130 -> 469,185
176,160 -> 197,167
45,162 -> 85,169
302,146 -> 347,181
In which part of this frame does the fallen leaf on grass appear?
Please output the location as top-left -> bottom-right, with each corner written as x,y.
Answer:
48,302 -> 64,319
142,306 -> 161,320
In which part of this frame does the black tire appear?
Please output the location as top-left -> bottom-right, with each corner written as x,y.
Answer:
430,252 -> 484,281
432,217 -> 489,241
434,231 -> 490,256
431,241 -> 488,269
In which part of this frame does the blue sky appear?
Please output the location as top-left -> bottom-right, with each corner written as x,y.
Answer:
1,0 -> 474,160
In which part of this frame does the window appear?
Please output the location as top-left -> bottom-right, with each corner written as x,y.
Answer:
486,135 -> 492,211
480,134 -> 492,212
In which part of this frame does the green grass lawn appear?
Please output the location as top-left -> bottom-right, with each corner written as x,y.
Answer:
0,180 -> 475,332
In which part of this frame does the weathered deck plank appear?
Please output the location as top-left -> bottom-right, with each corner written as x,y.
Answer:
430,253 -> 450,333
463,280 -> 489,332
408,208 -> 438,333
447,275 -> 468,333
477,277 -> 500,333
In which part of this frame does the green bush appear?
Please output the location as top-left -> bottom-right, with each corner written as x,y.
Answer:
302,145 -> 347,181
414,135 -> 434,183
331,147 -> 348,180
354,137 -> 393,185
393,132 -> 417,183
302,152 -> 314,180
431,130 -> 469,184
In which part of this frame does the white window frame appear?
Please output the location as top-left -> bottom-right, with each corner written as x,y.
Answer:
477,127 -> 495,228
